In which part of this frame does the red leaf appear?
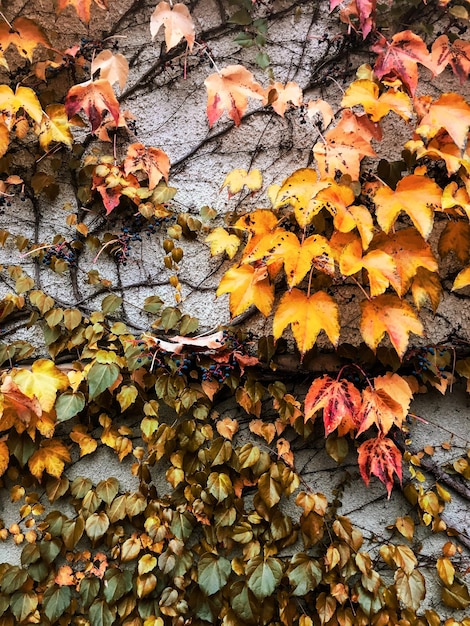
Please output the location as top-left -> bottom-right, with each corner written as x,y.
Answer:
304,375 -> 362,436
65,79 -> 120,132
357,436 -> 402,497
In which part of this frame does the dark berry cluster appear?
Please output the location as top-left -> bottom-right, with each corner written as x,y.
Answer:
42,241 -> 77,267
409,346 -> 448,379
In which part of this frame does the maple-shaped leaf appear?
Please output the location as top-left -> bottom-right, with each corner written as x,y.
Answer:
339,236 -> 400,297
204,65 -> 265,127
245,231 -> 334,287
55,0 -> 108,23
374,174 -> 442,240
313,111 -> 380,180
311,181 -> 359,233
12,359 -> 69,413
357,386 -> 406,437
0,85 -> 43,125
307,99 -> 334,128
150,1 -> 195,51
0,375 -> 42,433
65,79 -> 120,132
360,294 -> 423,357
405,136 -> 469,176
442,182 -> 470,220
374,372 -> 413,417
341,79 -> 412,122
123,143 -> 170,190
217,264 -> 274,317
430,35 -> 470,84
222,168 -> 262,196
205,227 -> 240,259
411,267 -> 442,312
304,375 -> 361,436
0,17 -> 50,65
415,93 -> 470,152
370,229 -> 438,296
235,209 -> 279,258
37,104 -> 74,151
28,439 -> 71,481
91,50 -> 129,91
273,289 -> 340,356
273,168 -> 331,228
372,30 -> 433,95
264,81 -> 303,117
357,436 -> 402,497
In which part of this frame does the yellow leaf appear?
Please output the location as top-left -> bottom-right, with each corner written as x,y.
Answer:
273,289 -> 340,355
13,359 -> 69,412
452,265 -> 470,290
0,85 -> 43,125
0,440 -> 9,477
205,227 -> 240,259
216,264 -> 274,317
222,168 -> 262,195
360,295 -> 424,357
70,425 -> 98,457
273,168 -> 331,228
37,105 -> 73,151
28,439 -> 71,480
0,122 -> 9,159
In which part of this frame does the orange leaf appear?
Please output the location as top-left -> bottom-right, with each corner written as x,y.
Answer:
0,17 -> 50,63
370,229 -> 438,296
0,440 -> 9,477
374,372 -> 413,419
0,122 -> 9,159
56,0 -> 108,22
342,79 -> 412,122
452,266 -> 470,290
306,99 -> 334,128
416,93 -> 470,152
216,417 -> 239,440
150,1 -> 195,51
357,387 -> 405,437
249,419 -> 275,443
411,268 -> 442,313
374,175 -> 442,240
273,289 -> 340,356
265,81 -> 303,117
304,375 -> 362,436
0,375 -> 42,433
235,209 -> 279,258
123,143 -> 170,190
430,35 -> 470,84
65,79 -> 120,132
204,65 -> 265,127
438,220 -> 470,264
28,439 -> 71,481
357,436 -> 402,497
360,294 -> 423,357
91,50 -> 129,91
216,264 -> 274,317
372,30 -> 433,95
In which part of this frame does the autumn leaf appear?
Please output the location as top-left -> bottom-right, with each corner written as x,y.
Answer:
70,424 -> 98,457
91,50 -> 129,91
37,105 -> 74,151
341,79 -> 412,122
0,375 -> 42,432
205,227 -> 240,259
123,143 -> 170,190
430,35 -> 470,84
0,17 -> 50,64
273,168 -> 331,228
369,229 -> 438,296
356,387 -> 406,437
28,439 -> 71,481
273,289 -> 340,356
12,359 -> 69,413
452,266 -> 470,290
217,264 -> 274,317
204,65 -> 265,127
357,436 -> 402,497
415,93 -> 470,152
374,175 -> 442,240
235,209 -> 280,258
304,375 -> 362,436
222,168 -> 262,196
65,79 -> 120,132
372,30 -> 433,95
55,0 -> 109,23
438,221 -> 470,264
411,268 -> 442,312
0,440 -> 9,477
264,81 -> 303,117
307,99 -> 334,128
360,294 -> 424,357
0,85 -> 43,125
150,1 -> 195,51
0,122 -> 9,159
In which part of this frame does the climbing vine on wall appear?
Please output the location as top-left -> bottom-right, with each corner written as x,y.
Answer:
0,0 -> 469,624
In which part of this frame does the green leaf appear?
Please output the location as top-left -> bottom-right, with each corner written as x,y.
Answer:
101,294 -> 122,314
96,477 -> 119,504
71,477 -> 92,499
230,582 -> 258,621
160,306 -> 182,331
198,554 -> 231,595
79,577 -> 100,609
103,569 -> 133,604
89,598 -> 115,626
1,566 -> 29,593
229,8 -> 252,24
256,51 -> 271,70
87,362 -> 120,400
287,553 -> 322,596
10,591 -> 38,622
246,556 -> 283,600
55,391 -> 85,422
43,585 -> 72,622
39,538 -> 61,564
233,32 -> 254,48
